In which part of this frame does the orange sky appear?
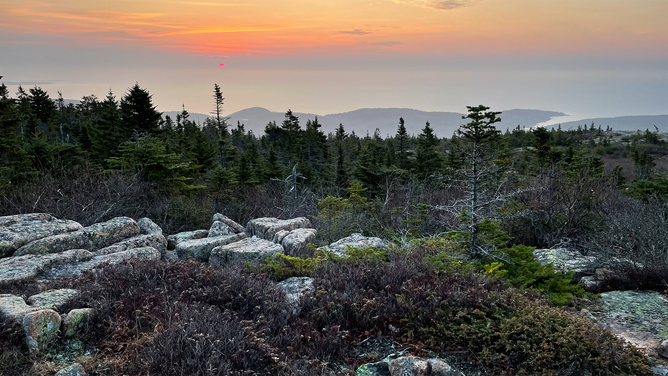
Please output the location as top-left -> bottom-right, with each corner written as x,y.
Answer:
1,0 -> 666,117
2,0 -> 667,58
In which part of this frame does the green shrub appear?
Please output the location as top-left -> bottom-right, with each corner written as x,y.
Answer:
494,245 -> 585,305
491,306 -> 652,375
260,253 -> 323,281
397,269 -> 652,376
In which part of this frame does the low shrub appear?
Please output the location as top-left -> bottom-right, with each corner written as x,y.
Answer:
2,251 -> 651,376
494,245 -> 586,305
260,253 -> 323,281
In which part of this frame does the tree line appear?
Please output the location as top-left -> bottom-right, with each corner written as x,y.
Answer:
1,82 -> 667,247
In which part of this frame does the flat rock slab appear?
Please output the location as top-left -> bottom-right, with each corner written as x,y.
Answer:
209,237 -> 283,266
176,233 -> 247,262
213,213 -> 245,233
167,229 -> 209,250
93,234 -> 167,257
0,217 -> 82,258
533,248 -> 596,277
14,217 -> 139,256
595,291 -> 668,356
23,309 -> 62,353
40,246 -> 162,279
1,289 -> 79,324
0,249 -> 93,284
246,217 -> 311,240
0,213 -> 53,228
320,233 -> 388,257
0,294 -> 32,323
27,289 -> 79,311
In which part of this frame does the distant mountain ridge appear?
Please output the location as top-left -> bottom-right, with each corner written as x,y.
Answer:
222,107 -> 566,137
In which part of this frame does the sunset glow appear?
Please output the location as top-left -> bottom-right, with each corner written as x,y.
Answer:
1,0 -> 666,117
2,0 -> 666,58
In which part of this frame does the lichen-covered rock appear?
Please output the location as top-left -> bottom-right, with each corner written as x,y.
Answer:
579,276 -> 602,291
98,246 -> 161,264
279,228 -> 317,256
652,365 -> 668,376
23,309 -> 61,353
62,308 -> 94,338
93,234 -> 167,257
0,216 -> 82,258
532,248 -> 596,278
208,221 -> 235,237
0,249 -> 93,284
213,213 -> 245,233
0,294 -> 32,323
272,230 -> 290,244
176,233 -> 247,262
14,217 -> 140,256
55,363 -> 87,376
163,250 -> 179,262
276,277 -> 313,315
167,230 -> 209,250
0,213 -> 52,228
320,233 -> 388,257
594,290 -> 668,357
27,289 -> 79,311
40,247 -> 161,279
246,217 -> 311,240
1,288 -> 81,325
388,356 -> 463,376
137,217 -> 162,235
659,339 -> 668,359
209,237 -> 283,267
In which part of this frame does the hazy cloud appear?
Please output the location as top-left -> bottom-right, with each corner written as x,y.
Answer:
391,0 -> 472,10
339,29 -> 372,35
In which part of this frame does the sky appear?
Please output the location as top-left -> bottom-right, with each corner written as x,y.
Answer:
0,0 -> 666,120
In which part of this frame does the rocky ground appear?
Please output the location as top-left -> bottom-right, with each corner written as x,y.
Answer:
533,247 -> 668,374
1,213 -> 667,375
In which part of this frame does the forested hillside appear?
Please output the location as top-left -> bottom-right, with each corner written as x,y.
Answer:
2,82 -> 668,375
1,82 -> 666,236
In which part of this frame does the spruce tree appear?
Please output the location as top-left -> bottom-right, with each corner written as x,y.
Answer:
120,83 -> 162,136
414,121 -> 442,177
456,105 -> 502,258
335,123 -> 348,188
28,86 -> 56,131
212,83 -> 227,135
90,91 -> 123,163
396,117 -> 410,170
0,84 -> 33,190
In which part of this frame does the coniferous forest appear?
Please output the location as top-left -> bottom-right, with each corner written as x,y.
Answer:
1,82 -> 668,375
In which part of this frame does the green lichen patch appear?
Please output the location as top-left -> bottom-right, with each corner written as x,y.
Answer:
600,291 -> 668,338
63,308 -> 94,338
